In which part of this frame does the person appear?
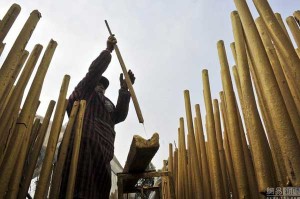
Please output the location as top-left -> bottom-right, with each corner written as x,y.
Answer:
59,35 -> 135,199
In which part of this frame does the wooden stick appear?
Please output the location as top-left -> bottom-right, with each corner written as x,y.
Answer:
202,72 -> 225,198
212,99 -> 230,199
105,20 -> 144,123
256,17 -> 300,142
218,40 -> 250,198
34,75 -> 70,199
195,104 -> 212,199
66,100 -> 86,199
231,11 -> 276,192
49,101 -> 80,199
0,3 -> 21,43
286,16 -> 300,48
183,90 -> 203,199
0,10 -> 41,103
17,100 -> 56,199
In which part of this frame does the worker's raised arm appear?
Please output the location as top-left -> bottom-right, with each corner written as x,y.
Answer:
73,36 -> 117,93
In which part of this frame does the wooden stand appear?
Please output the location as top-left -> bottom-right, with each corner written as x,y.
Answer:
117,170 -> 175,199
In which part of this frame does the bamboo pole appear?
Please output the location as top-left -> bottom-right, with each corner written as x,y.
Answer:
286,16 -> 300,48
178,119 -> 189,199
34,75 -> 70,199
218,40 -> 250,198
253,0 -> 300,90
18,100 -> 56,199
168,143 -> 174,199
246,48 -> 287,186
235,0 -> 300,186
186,148 -> 193,199
202,71 -> 225,198
0,50 -> 28,141
0,40 -> 55,165
49,101 -> 80,199
173,148 -> 178,199
213,99 -> 230,199
0,43 -> 5,57
255,17 -> 300,142
0,49 -> 29,116
6,100 -> 40,199
220,92 -> 239,199
275,13 -> 293,44
294,11 -> 300,25
27,118 -> 41,157
0,42 -> 56,197
105,20 -> 143,123
0,3 -> 21,43
234,97 -> 260,199
184,90 -> 203,199
193,117 -> 203,182
231,11 -> 276,192
0,10 -> 41,103
0,45 -> 43,151
66,100 -> 86,199
195,104 -> 212,199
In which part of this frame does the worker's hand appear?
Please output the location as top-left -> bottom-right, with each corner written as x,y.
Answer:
120,70 -> 135,90
106,35 -> 117,52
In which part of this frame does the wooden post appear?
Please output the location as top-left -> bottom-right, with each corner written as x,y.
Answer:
0,10 -> 41,103
294,11 -> 300,25
275,13 -> 293,44
0,45 -> 43,152
0,49 -> 29,116
286,16 -> 300,48
202,71 -> 225,198
178,118 -> 189,199
218,40 -> 250,198
6,100 -> 40,199
231,11 -> 276,192
253,0 -> 300,90
212,99 -> 229,199
49,101 -> 80,199
17,100 -> 56,199
195,104 -> 212,199
183,90 -> 203,199
235,0 -> 300,186
0,3 -> 21,43
255,17 -> 300,142
66,100 -> 86,199
34,75 -> 70,199
173,148 -> 178,199
219,92 -> 239,199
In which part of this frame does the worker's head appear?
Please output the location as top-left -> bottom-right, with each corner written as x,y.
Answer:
95,76 -> 109,94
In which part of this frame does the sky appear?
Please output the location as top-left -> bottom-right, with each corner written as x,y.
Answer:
0,0 -> 299,169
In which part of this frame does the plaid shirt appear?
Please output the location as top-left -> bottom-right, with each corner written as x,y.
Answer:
59,50 -> 131,199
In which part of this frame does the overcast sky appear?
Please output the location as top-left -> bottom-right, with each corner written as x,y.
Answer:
0,0 -> 299,168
